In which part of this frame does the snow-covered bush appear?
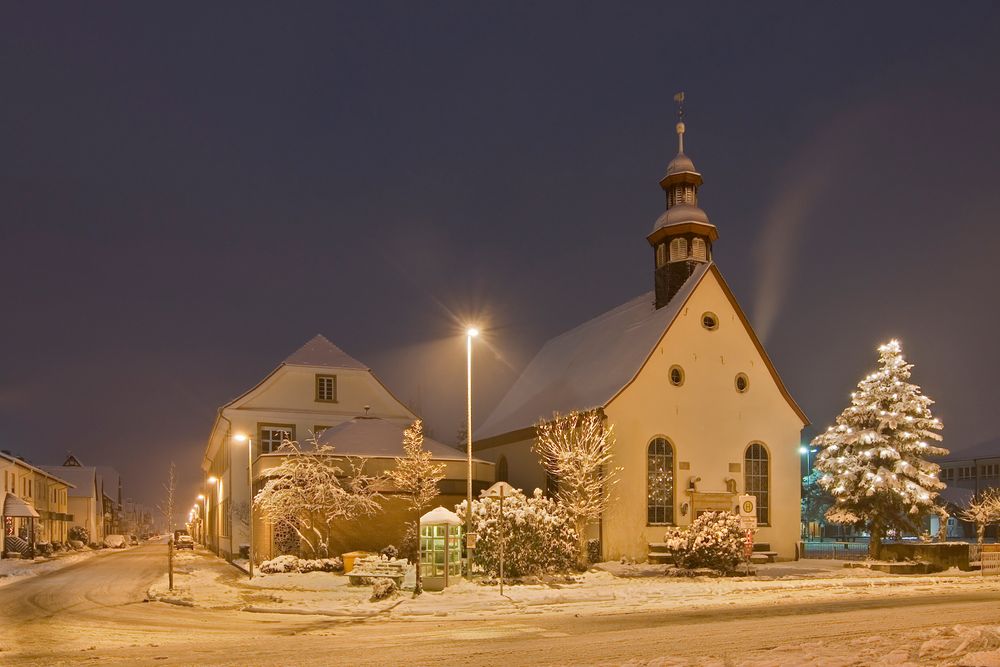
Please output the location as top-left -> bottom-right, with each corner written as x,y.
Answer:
587,538 -> 601,564
380,545 -> 398,560
68,540 -> 84,550
663,511 -> 745,574
456,487 -> 578,577
68,526 -> 89,544
370,577 -> 398,602
259,554 -> 344,574
36,542 -> 53,557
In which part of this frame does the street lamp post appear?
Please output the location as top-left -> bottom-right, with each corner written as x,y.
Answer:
196,494 -> 206,544
465,327 -> 479,575
206,476 -> 219,553
233,434 -> 254,580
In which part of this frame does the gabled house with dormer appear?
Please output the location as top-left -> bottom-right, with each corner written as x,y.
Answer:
202,334 -> 493,561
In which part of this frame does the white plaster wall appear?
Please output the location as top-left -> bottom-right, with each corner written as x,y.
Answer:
603,270 -> 804,561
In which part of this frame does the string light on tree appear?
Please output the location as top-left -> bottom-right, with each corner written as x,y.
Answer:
812,339 -> 948,559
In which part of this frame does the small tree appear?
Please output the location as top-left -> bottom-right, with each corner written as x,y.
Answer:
533,410 -> 621,568
386,420 -> 446,595
959,490 -> 1000,546
813,340 -> 947,559
156,462 -> 177,591
801,469 -> 833,537
253,437 -> 382,558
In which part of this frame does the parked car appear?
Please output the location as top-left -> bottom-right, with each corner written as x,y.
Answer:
104,534 -> 127,549
174,534 -> 195,550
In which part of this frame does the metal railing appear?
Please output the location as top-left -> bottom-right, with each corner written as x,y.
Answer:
801,541 -> 869,560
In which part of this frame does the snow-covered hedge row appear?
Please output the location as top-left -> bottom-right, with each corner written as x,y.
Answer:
259,554 -> 344,574
663,511 -> 745,573
456,487 -> 578,577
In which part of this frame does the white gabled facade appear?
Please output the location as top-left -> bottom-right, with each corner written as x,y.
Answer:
201,335 -> 419,560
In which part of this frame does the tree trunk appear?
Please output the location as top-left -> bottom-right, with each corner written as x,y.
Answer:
869,522 -> 882,560
576,518 -> 589,570
978,524 -> 986,547
168,539 -> 174,591
413,519 -> 422,596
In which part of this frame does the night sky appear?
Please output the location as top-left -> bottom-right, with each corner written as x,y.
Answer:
3,3 -> 1000,512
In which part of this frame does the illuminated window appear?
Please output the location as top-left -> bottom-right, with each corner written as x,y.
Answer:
647,438 -> 675,525
744,443 -> 769,525
315,374 -> 337,402
259,425 -> 295,454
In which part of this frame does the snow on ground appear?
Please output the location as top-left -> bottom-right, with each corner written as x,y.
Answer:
150,551 -> 1000,624
0,549 -> 101,587
622,624 -> 1000,667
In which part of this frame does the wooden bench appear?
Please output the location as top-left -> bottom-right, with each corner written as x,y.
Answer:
347,556 -> 408,586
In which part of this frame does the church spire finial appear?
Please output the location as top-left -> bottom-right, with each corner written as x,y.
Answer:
673,91 -> 686,154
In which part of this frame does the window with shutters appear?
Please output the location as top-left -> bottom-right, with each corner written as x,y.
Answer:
656,243 -> 667,268
691,237 -> 707,261
669,238 -> 688,262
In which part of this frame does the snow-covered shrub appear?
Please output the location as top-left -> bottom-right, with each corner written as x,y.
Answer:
260,554 -> 344,574
587,538 -> 601,564
36,542 -> 53,557
260,555 -> 300,574
399,523 -> 418,563
68,540 -> 84,550
370,577 -> 398,601
456,487 -> 578,577
68,526 -> 89,544
88,542 -> 103,550
663,511 -> 745,574
380,545 -> 398,560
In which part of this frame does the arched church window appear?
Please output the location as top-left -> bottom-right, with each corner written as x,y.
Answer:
496,456 -> 509,483
744,443 -> 769,525
647,438 -> 675,525
691,237 -> 707,261
669,238 -> 688,262
656,243 -> 667,268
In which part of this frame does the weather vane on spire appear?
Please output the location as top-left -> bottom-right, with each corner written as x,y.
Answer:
673,91 -> 686,154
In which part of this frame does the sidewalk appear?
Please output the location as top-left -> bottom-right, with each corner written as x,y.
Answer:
148,550 -> 1000,620
0,548 -> 104,587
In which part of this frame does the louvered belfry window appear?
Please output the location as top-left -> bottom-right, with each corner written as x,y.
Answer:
669,238 -> 688,262
691,237 -> 707,261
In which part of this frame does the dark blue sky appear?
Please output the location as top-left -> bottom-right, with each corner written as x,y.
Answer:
3,2 -> 999,509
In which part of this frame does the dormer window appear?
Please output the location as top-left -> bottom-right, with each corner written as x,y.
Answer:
669,238 -> 688,262
315,374 -> 337,402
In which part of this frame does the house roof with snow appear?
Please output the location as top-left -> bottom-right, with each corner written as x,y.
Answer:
476,262 -> 806,442
0,452 -> 76,489
316,417 -> 486,462
282,334 -> 368,370
942,437 -> 1000,462
39,466 -> 95,498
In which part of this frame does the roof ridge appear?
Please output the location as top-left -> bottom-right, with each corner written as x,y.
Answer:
283,334 -> 368,370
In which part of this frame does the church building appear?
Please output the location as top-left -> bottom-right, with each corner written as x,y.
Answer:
474,114 -> 809,562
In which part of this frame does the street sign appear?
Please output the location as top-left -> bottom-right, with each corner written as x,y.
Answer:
738,494 -> 757,531
466,532 -> 478,549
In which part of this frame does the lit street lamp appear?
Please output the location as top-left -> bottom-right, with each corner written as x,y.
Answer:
465,326 -> 479,575
233,433 -> 254,580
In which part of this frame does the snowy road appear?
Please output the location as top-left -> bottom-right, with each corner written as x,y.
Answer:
2,543 -> 999,666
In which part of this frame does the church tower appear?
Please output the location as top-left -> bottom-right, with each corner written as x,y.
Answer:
647,95 -> 718,309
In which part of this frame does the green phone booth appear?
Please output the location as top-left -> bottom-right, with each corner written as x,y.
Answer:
419,507 -> 463,591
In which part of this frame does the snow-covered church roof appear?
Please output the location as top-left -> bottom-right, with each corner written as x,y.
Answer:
317,417 -> 486,462
476,262 -> 712,441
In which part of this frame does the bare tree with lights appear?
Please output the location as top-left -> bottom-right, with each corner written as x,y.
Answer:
813,340 -> 947,559
386,419 -> 446,595
253,437 -> 383,558
959,489 -> 1000,547
533,410 -> 621,568
157,462 -> 177,591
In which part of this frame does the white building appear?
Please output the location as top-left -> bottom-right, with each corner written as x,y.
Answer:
475,118 -> 809,562
201,334 -> 493,561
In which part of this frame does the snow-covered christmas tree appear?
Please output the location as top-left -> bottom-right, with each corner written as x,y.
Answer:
812,339 -> 947,558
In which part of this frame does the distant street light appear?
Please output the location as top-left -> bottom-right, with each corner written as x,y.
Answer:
233,433 -> 255,580
465,326 -> 479,575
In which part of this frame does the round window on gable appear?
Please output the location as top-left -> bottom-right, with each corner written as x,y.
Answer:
669,365 -> 685,387
701,312 -> 719,331
735,373 -> 750,393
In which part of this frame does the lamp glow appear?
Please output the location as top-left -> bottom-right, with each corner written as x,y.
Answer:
233,433 -> 248,442
207,476 -> 218,484
467,327 -> 479,337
